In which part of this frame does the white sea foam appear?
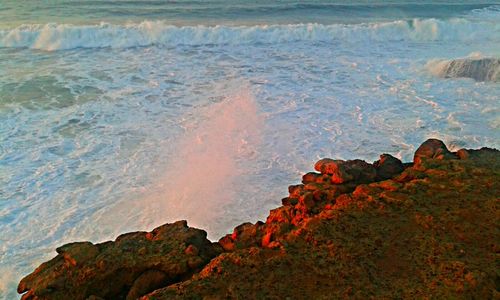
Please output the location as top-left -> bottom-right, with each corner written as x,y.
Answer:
1,18 -> 499,51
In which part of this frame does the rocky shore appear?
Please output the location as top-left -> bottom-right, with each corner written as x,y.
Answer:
18,139 -> 499,299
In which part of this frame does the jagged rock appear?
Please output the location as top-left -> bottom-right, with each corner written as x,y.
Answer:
314,159 -> 353,183
302,172 -> 323,183
17,221 -> 221,300
302,172 -> 332,184
314,159 -> 376,184
288,184 -> 305,198
373,154 -> 404,180
267,206 -> 294,224
218,235 -> 235,252
218,221 -> 265,251
231,222 -> 254,240
19,141 -> 500,300
142,144 -> 499,299
413,138 -> 454,165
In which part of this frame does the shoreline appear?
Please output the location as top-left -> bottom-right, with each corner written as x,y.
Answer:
17,139 -> 500,299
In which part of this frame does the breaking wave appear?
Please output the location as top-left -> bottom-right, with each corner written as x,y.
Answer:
1,17 -> 498,51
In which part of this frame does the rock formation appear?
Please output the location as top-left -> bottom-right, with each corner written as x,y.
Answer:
428,57 -> 500,82
18,139 -> 500,299
18,221 -> 222,300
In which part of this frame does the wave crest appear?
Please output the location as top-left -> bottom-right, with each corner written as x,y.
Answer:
1,18 -> 498,51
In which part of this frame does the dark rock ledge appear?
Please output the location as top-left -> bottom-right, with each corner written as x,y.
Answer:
18,139 -> 500,299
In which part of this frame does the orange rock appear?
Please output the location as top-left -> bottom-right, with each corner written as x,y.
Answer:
315,158 -> 353,183
302,172 -> 322,183
20,141 -> 499,300
414,138 -> 454,165
315,158 -> 376,184
288,184 -> 305,198
261,232 -> 273,248
218,235 -> 235,251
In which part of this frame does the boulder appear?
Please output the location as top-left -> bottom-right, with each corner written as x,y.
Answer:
314,158 -> 376,184
314,159 -> 352,182
218,222 -> 265,251
302,172 -> 323,183
373,154 -> 404,180
413,139 -> 453,165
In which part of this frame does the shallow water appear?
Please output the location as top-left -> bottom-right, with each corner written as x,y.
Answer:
1,1 -> 499,298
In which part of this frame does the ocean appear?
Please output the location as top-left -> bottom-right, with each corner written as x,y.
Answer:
1,1 -> 499,298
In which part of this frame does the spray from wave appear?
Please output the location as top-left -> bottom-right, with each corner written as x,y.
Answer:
136,82 -> 262,240
1,17 -> 498,51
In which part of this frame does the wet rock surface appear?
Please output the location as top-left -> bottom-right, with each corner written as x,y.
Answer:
432,57 -> 500,82
19,139 -> 499,299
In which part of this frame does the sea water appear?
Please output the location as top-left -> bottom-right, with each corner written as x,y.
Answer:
0,1 -> 499,298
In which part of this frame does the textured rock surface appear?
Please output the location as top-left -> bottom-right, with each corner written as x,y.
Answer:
373,153 -> 405,180
314,158 -> 376,184
19,140 -> 499,299
413,138 -> 454,166
18,221 -> 222,300
145,141 -> 499,299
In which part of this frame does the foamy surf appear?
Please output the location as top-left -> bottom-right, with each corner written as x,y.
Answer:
1,17 -> 498,51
